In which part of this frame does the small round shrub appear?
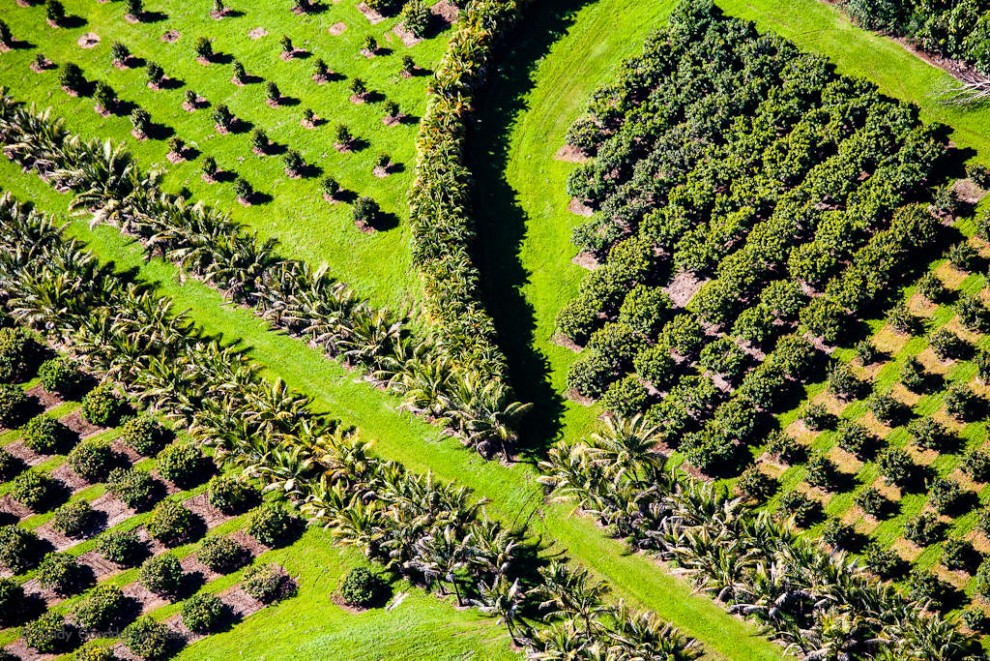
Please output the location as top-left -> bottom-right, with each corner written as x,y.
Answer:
138,553 -> 184,597
340,567 -> 387,607
834,420 -> 876,458
23,414 -> 73,454
68,439 -> 116,483
821,518 -> 857,551
0,383 -> 29,427
855,487 -> 892,519
197,535 -> 247,574
0,524 -> 41,573
22,611 -> 74,654
804,453 -> 840,491
73,584 -> 128,632
242,563 -> 293,603
248,503 -> 297,547
38,552 -> 88,596
120,415 -> 170,456
0,327 -> 42,383
106,468 -> 159,511
929,329 -> 969,361
0,577 -> 25,625
156,442 -> 209,487
736,466 -> 777,502
962,449 -> 990,483
206,475 -> 255,514
97,529 -> 146,567
764,430 -> 803,464
38,356 -> 86,397
51,500 -> 97,538
877,447 -> 915,487
962,606 -> 987,632
800,403 -> 834,431
181,593 -> 226,633
124,616 -> 173,660
10,469 -> 62,511
863,542 -> 902,579
81,384 -> 124,427
145,500 -> 201,546
907,569 -> 946,609
904,511 -> 944,547
941,537 -> 978,572
776,490 -> 821,527
0,447 -> 24,481
928,478 -> 964,514
600,375 -> 649,418
854,340 -> 880,365
866,392 -> 904,425
908,417 -> 952,451
74,644 -> 119,661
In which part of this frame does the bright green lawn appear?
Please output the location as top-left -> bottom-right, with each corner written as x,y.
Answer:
0,0 -> 450,310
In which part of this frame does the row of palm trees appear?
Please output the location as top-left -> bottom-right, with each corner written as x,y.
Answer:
0,192 -> 699,659
0,92 -> 530,460
538,416 -> 977,660
407,0 -> 525,386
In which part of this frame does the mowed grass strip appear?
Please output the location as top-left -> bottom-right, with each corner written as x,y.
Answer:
0,0 -> 450,309
0,161 -> 780,659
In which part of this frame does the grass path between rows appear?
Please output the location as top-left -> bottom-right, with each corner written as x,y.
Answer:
0,165 -> 779,658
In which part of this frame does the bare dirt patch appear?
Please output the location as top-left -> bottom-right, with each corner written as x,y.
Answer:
78,549 -> 122,581
110,438 -> 143,463
664,271 -> 707,308
552,333 -> 583,353
0,494 -> 31,519
431,0 -> 459,23
328,22 -> 347,36
393,24 -> 421,47
51,464 -> 88,491
5,639 -> 56,661
565,388 -> 594,406
183,493 -> 230,529
567,198 -> 593,217
161,30 -> 180,43
357,2 -> 384,23
62,410 -> 102,438
78,32 -> 101,48
5,440 -> 46,466
221,585 -> 265,618
248,27 -> 268,40
91,492 -> 134,528
230,530 -> 267,557
555,144 -> 589,163
123,582 -> 170,614
570,251 -> 599,271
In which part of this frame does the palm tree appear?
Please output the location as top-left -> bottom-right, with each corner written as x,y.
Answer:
473,577 -> 528,645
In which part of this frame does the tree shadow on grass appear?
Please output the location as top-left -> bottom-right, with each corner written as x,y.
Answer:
466,0 -> 595,458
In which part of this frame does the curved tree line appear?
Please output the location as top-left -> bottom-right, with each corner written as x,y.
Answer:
0,92 -> 529,461
539,415 -> 979,660
407,0 -> 525,390
0,192 -> 700,660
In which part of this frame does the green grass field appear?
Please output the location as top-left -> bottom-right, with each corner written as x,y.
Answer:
5,0 -> 990,656
0,0 -> 450,310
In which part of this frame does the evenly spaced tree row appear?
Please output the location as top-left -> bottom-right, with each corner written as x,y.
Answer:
0,192 -> 700,660
539,415 -> 979,659
556,0 -> 949,476
841,0 -> 990,77
0,93 -> 529,461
